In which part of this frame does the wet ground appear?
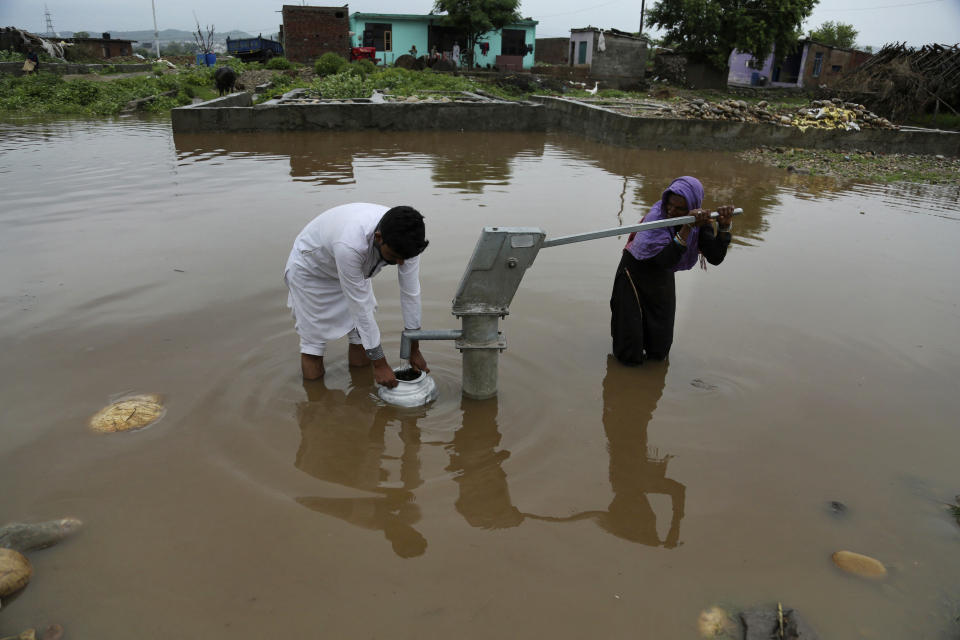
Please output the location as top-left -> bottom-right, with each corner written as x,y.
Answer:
1,115 -> 959,639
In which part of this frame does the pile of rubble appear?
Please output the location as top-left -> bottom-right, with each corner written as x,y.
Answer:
835,42 -> 960,122
652,97 -> 897,131
790,99 -> 898,131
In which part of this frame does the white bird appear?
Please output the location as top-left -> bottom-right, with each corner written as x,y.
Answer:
586,81 -> 599,95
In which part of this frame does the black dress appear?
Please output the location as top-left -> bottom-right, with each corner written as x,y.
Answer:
610,224 -> 730,365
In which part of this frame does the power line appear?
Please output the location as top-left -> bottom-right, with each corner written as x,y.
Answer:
538,0 -> 625,19
820,0 -> 946,10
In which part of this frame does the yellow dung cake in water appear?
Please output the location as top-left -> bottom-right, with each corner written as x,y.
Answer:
88,394 -> 165,433
0,548 -> 33,598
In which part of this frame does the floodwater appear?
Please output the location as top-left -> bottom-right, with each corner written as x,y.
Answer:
2,114 -> 959,639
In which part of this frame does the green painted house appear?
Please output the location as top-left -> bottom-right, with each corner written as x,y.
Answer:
349,12 -> 537,69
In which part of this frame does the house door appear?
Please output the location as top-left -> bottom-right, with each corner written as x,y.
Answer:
577,41 -> 587,64
501,29 -> 526,55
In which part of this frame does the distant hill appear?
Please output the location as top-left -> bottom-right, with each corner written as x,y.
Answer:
59,29 -> 261,43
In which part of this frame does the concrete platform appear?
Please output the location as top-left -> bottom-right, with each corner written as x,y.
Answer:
170,91 -> 960,157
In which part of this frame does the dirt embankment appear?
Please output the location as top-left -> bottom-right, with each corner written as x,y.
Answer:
738,146 -> 959,184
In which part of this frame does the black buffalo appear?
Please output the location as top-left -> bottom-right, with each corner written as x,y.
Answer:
214,67 -> 238,96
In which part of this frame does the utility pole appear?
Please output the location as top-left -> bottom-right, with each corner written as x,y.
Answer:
44,5 -> 57,37
639,0 -> 646,37
151,0 -> 161,59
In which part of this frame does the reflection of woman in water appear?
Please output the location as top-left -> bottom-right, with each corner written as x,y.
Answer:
611,176 -> 734,364
525,356 -> 684,547
294,373 -> 427,558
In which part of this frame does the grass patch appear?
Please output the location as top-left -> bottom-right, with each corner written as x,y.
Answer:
0,49 -> 26,62
310,67 -> 479,100
0,68 -> 217,115
906,112 -> 960,131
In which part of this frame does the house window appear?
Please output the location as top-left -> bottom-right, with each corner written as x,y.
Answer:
831,64 -> 842,73
747,57 -> 763,70
501,29 -> 526,56
812,52 -> 823,77
363,23 -> 392,51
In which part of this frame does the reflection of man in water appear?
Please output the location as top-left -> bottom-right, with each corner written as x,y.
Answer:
294,374 -> 427,558
525,356 -> 685,547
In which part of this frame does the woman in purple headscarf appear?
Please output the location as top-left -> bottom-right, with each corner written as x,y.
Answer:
610,176 -> 734,365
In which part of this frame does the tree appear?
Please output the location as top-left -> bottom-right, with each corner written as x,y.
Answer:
646,0 -> 818,70
807,21 -> 858,49
192,14 -> 216,55
74,31 -> 90,39
431,0 -> 521,68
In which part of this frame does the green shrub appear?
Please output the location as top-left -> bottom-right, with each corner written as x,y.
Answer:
350,59 -> 376,77
60,80 -> 101,106
265,56 -> 293,70
315,52 -> 347,76
312,70 -> 372,99
368,67 -> 474,96
0,49 -> 26,62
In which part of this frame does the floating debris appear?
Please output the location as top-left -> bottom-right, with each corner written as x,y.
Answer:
690,378 -> 719,391
826,500 -> 848,517
831,550 -> 887,578
698,605 -> 735,637
88,394 -> 165,433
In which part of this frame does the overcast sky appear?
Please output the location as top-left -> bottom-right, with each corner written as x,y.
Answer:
3,0 -> 958,49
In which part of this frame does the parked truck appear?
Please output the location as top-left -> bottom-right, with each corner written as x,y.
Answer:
226,36 -> 283,63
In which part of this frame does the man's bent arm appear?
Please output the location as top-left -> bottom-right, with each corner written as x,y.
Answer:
333,242 -> 383,358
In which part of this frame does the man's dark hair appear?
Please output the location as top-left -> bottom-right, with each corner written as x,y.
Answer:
379,206 -> 429,259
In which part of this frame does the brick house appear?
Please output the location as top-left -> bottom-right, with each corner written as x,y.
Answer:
535,37 -> 569,64
728,39 -> 872,88
569,27 -> 647,86
69,34 -> 134,59
281,5 -> 351,63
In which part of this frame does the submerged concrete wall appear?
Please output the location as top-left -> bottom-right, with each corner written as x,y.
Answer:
172,97 -> 546,134
171,92 -> 960,157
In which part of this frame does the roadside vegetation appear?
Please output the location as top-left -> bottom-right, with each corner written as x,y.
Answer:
0,67 -> 219,115
2,47 -> 955,184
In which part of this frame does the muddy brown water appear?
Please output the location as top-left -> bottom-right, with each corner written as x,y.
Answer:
2,115 -> 959,639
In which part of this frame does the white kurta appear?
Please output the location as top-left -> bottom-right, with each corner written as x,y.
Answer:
284,203 -> 422,356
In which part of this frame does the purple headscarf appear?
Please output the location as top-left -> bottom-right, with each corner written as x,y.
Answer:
626,176 -> 705,272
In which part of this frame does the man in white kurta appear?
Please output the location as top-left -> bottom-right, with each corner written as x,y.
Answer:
284,203 -> 429,388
